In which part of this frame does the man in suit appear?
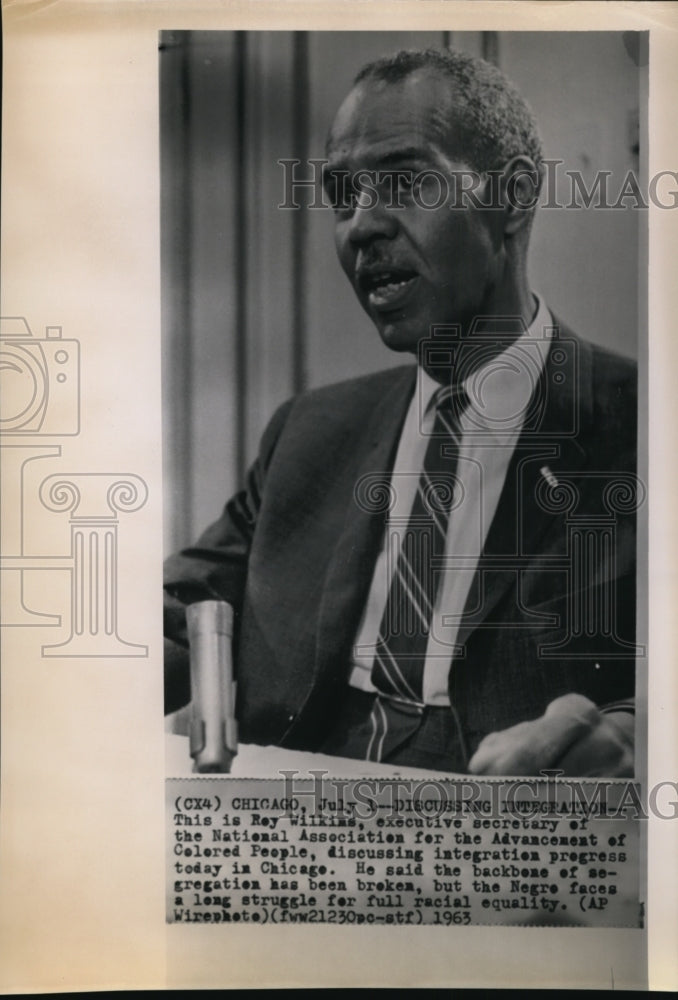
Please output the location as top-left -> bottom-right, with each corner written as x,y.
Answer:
164,48 -> 639,776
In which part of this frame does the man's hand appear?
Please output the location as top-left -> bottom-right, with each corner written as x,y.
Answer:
467,693 -> 634,777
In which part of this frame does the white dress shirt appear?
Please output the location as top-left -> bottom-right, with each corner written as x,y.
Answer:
349,295 -> 554,705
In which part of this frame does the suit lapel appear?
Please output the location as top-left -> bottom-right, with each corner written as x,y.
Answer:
311,366 -> 418,696
456,325 -> 593,648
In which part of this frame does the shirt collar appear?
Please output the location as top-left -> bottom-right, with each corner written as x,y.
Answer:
418,294 -> 553,439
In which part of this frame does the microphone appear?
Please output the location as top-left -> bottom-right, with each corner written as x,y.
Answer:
186,600 -> 238,773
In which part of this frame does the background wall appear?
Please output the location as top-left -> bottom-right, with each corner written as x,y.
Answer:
160,30 -> 643,551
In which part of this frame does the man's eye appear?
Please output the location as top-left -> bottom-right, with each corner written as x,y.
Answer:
395,171 -> 416,193
381,170 -> 422,206
325,176 -> 356,215
330,193 -> 355,217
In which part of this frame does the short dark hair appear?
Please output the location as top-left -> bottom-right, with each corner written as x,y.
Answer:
354,48 -> 544,174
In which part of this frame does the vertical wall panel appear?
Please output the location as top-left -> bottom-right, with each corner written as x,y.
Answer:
241,32 -> 299,469
447,31 -> 485,59
500,32 -> 640,358
188,34 -> 240,541
160,31 -> 192,552
161,32 -> 240,549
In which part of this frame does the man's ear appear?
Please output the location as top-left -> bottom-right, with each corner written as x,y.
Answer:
498,155 -> 542,236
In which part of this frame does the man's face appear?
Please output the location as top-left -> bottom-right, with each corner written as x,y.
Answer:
325,70 -> 505,353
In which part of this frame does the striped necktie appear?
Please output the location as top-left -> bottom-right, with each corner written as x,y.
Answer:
365,384 -> 467,760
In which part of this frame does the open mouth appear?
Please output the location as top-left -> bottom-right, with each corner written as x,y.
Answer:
358,268 -> 419,310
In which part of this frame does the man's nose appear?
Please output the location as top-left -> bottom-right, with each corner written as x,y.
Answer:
347,186 -> 398,245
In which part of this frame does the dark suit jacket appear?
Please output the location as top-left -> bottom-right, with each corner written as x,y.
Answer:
164,321 -> 639,763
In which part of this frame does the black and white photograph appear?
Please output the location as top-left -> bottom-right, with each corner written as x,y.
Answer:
162,30 -> 645,779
